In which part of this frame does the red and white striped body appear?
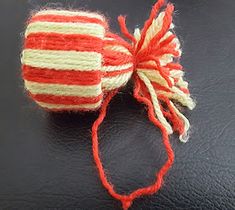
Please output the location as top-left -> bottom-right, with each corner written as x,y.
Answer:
22,10 -> 134,111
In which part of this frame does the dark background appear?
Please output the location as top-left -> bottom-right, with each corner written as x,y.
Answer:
0,0 -> 235,209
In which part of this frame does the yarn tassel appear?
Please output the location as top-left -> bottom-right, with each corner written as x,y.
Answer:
119,0 -> 195,142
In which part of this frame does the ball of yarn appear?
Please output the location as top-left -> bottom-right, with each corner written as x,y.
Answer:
21,10 -> 134,111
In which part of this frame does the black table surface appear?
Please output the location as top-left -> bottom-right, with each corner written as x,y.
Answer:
0,0 -> 234,209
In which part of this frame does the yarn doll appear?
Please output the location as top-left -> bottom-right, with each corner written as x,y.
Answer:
21,0 -> 195,209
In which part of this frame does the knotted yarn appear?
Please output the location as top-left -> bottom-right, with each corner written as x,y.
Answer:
21,0 -> 195,209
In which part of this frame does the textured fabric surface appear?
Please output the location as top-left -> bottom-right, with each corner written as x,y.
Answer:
0,0 -> 235,209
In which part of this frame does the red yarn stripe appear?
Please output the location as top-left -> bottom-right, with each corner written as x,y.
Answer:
30,93 -> 103,105
30,14 -> 107,27
25,33 -> 103,52
159,34 -> 176,48
174,78 -> 179,83
164,62 -> 183,70
22,65 -> 101,86
103,50 -> 133,66
179,87 -> 189,94
137,63 -> 156,70
151,81 -> 172,93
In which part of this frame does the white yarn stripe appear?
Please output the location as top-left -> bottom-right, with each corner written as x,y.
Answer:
171,87 -> 195,109
134,28 -> 141,42
102,72 -> 132,90
35,10 -> 105,21
22,49 -> 102,71
159,54 -> 173,66
140,12 -> 165,51
37,101 -> 102,110
170,70 -> 184,78
25,80 -> 102,97
104,45 -> 132,55
137,69 -> 168,87
170,101 -> 190,143
101,63 -> 133,72
160,31 -> 172,43
176,77 -> 189,89
104,37 -> 114,41
156,89 -> 195,110
137,71 -> 173,134
25,21 -> 105,38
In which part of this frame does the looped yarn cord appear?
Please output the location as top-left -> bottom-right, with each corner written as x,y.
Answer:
21,0 -> 195,209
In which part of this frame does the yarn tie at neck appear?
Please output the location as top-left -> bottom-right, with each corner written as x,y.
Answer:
21,0 -> 195,209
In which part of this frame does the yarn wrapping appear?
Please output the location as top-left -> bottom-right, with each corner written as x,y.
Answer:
22,10 -> 133,111
21,0 -> 195,209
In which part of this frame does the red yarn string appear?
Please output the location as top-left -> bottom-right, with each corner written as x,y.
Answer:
164,62 -> 183,70
135,0 -> 165,54
158,34 -> 176,48
118,16 -> 136,45
91,78 -> 175,210
91,90 -> 121,198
